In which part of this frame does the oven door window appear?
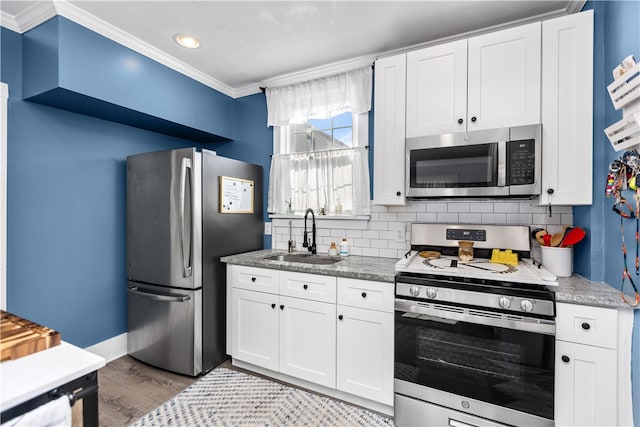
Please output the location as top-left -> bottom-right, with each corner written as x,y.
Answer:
395,310 -> 554,420
409,143 -> 498,188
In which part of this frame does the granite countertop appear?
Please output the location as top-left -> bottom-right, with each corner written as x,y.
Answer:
221,249 -> 638,310
221,249 -> 398,283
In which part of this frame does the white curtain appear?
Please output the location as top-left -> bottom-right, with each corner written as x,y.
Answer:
268,147 -> 370,216
266,67 -> 372,127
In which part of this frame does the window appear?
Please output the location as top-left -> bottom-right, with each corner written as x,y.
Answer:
274,111 -> 368,155
266,66 -> 372,217
270,112 -> 369,216
291,112 -> 353,152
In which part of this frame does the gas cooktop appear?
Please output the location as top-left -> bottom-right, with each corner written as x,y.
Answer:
395,223 -> 558,287
395,251 -> 557,286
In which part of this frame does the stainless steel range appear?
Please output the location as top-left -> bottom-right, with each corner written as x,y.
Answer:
394,224 -> 557,427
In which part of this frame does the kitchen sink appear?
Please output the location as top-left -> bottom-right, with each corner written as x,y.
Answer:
264,253 -> 342,265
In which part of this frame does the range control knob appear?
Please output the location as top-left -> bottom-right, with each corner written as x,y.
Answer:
498,296 -> 511,309
426,288 -> 437,299
520,299 -> 534,312
409,286 -> 421,297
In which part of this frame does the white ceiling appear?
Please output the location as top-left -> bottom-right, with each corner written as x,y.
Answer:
1,1 -> 582,98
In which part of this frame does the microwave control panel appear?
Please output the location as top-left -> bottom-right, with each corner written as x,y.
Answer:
507,139 -> 535,185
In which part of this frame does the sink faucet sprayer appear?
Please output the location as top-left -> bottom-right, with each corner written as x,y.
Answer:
288,220 -> 296,253
302,208 -> 317,254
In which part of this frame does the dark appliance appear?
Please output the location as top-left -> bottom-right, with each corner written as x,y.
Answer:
406,124 -> 541,198
126,148 -> 263,376
394,223 -> 557,426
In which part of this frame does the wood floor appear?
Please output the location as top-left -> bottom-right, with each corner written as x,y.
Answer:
97,355 -> 230,426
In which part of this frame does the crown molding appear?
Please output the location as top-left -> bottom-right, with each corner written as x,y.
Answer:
53,1 -> 236,98
1,0 -> 236,98
0,1 -> 56,34
566,1 -> 587,15
2,0 -> 590,100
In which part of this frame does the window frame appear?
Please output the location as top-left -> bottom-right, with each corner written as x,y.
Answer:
270,112 -> 370,219
273,113 -> 369,155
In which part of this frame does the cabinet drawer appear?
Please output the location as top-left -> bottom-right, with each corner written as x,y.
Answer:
556,303 -> 618,349
337,278 -> 394,313
229,265 -> 279,294
279,271 -> 336,303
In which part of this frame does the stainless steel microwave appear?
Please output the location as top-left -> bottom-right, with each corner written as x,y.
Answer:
405,124 -> 541,198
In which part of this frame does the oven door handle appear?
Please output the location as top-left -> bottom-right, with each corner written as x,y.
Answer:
449,419 -> 478,427
395,299 -> 555,335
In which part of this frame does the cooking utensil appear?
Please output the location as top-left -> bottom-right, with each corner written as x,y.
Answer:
530,228 -> 545,239
550,232 -> 563,247
561,227 -> 586,247
532,228 -> 548,246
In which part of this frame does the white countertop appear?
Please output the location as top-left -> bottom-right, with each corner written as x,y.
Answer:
0,341 -> 106,411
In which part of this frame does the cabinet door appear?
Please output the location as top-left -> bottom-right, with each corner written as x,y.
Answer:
231,288 -> 279,371
373,54 -> 406,205
555,340 -> 617,427
279,295 -> 336,388
540,10 -> 593,205
336,305 -> 393,405
467,22 -> 541,131
406,39 -> 467,136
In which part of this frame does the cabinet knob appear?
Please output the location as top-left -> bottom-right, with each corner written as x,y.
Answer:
303,284 -> 308,290
470,116 -> 477,122
396,191 -> 402,197
280,304 -> 285,310
458,118 -> 464,124
251,277 -> 256,282
361,292 -> 367,298
547,188 -> 554,195
338,315 -> 343,320
271,303 -> 276,309
581,322 -> 591,330
561,355 -> 570,363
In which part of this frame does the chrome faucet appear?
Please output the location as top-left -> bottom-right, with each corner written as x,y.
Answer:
302,208 -> 317,254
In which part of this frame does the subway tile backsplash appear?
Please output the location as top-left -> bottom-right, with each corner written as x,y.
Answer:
271,198 -> 572,259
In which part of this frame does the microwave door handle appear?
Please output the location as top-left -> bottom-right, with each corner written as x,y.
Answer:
497,141 -> 506,187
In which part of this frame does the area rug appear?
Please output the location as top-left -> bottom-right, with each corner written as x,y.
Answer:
130,367 -> 394,426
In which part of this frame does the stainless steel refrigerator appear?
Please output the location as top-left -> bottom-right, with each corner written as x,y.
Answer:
126,147 -> 263,376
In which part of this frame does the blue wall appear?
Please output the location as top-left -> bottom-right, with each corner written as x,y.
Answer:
23,17 -> 235,142
574,1 -> 640,424
2,25 -> 221,347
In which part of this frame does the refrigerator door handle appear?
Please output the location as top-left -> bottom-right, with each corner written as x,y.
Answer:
128,286 -> 191,302
180,157 -> 193,278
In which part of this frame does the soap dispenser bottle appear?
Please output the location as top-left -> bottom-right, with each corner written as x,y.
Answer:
339,238 -> 349,257
328,242 -> 338,256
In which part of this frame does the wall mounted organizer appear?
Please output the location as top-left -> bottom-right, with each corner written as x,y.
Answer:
606,62 -> 640,152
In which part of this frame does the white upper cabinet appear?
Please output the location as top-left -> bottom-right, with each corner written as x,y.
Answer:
467,22 -> 541,131
540,10 -> 593,205
373,54 -> 407,205
406,40 -> 467,137
406,22 -> 541,137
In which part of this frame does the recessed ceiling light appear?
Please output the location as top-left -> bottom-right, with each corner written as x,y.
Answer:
174,34 -> 200,49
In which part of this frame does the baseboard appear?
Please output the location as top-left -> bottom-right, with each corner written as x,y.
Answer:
85,332 -> 127,363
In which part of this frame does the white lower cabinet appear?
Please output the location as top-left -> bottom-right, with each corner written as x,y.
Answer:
231,288 -> 279,371
336,304 -> 393,405
228,265 -> 394,411
279,295 -> 336,388
554,340 -> 617,427
554,302 -> 634,426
